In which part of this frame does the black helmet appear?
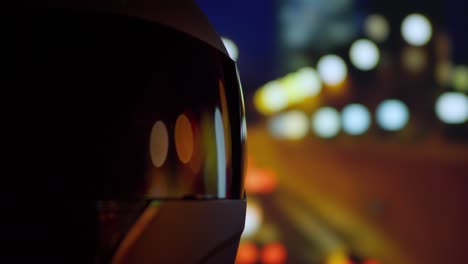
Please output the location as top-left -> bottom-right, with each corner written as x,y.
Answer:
5,1 -> 246,263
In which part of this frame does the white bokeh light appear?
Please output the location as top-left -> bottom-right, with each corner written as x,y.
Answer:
311,107 -> 341,138
268,111 -> 309,140
376,99 -> 410,131
364,14 -> 390,42
221,37 -> 239,61
435,92 -> 468,124
243,202 -> 263,237
282,67 -> 322,105
349,39 -> 380,71
257,81 -> 288,114
401,14 -> 432,46
341,104 -> 371,135
317,55 -> 348,86
294,67 -> 322,97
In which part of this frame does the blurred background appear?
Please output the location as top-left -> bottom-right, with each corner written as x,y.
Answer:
197,0 -> 468,263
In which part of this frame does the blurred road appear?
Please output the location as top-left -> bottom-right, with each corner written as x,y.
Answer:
247,124 -> 468,264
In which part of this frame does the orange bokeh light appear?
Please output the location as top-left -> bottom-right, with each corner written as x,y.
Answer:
236,242 -> 259,264
245,167 -> 278,194
261,243 -> 287,264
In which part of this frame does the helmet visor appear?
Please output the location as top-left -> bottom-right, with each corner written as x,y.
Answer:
9,9 -> 246,200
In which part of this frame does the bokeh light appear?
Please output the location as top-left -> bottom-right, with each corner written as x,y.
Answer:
342,104 -> 371,135
364,14 -> 390,42
376,99 -> 410,131
349,39 -> 380,71
317,55 -> 348,86
268,111 -> 309,140
221,37 -> 239,61
149,121 -> 169,168
452,65 -> 468,92
327,250 -> 351,264
312,107 -> 341,138
401,47 -> 427,73
261,243 -> 288,264
243,201 -> 263,237
236,242 -> 259,264
363,259 -> 381,264
292,67 -> 322,97
255,67 -> 323,115
245,167 -> 278,194
435,61 -> 452,85
401,14 -> 432,46
254,81 -> 288,114
282,67 -> 322,104
435,92 -> 468,124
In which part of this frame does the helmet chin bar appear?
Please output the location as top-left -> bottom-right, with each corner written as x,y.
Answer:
110,199 -> 246,264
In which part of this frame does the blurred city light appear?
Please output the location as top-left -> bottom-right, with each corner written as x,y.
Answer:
435,92 -> 468,124
375,99 -> 410,131
435,61 -> 452,85
341,104 -> 371,135
317,55 -> 348,86
245,167 -> 278,194
201,2 -> 468,264
221,37 -> 239,61
261,243 -> 288,264
254,81 -> 288,114
363,260 -> 381,264
243,201 -> 263,237
282,67 -> 322,104
327,250 -> 351,264
312,107 -> 341,138
255,67 -> 322,115
149,120 -> 169,168
401,14 -> 432,46
401,47 -> 427,73
452,65 -> 468,92
292,67 -> 322,97
268,110 -> 309,140
256,224 -> 280,245
174,114 -> 194,164
364,14 -> 390,43
349,39 -> 380,71
236,242 -> 259,264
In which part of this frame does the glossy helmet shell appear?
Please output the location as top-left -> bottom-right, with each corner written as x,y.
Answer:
5,1 -> 246,263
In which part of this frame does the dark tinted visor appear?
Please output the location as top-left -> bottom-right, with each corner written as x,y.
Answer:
7,9 -> 246,200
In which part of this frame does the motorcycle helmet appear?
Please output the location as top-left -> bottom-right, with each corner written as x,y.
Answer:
4,1 -> 246,263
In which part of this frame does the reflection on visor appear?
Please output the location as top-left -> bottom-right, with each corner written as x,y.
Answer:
143,76 -> 237,199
